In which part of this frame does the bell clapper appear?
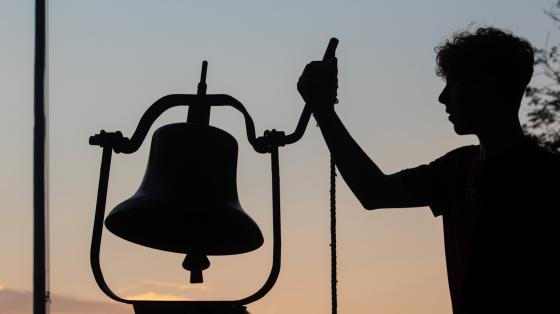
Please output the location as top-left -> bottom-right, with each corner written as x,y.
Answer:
182,253 -> 211,284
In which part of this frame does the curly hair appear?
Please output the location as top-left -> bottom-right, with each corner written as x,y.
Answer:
435,27 -> 534,100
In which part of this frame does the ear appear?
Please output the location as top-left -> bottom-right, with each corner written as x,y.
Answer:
477,75 -> 503,100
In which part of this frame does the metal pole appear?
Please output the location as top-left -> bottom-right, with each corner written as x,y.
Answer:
34,0 -> 47,313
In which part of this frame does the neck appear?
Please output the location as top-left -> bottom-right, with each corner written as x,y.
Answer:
477,118 -> 525,161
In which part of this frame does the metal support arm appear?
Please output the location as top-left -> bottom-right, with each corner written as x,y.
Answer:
90,93 -> 315,155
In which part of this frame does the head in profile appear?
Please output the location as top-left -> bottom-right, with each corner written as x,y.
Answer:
435,27 -> 534,137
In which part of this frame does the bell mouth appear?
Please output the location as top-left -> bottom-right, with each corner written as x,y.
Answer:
105,195 -> 264,255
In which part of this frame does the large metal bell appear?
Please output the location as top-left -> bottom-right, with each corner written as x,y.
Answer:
105,122 -> 264,256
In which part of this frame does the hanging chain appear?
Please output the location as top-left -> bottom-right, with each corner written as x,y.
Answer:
330,155 -> 338,314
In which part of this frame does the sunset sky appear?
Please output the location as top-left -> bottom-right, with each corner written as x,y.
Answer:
0,0 -> 556,313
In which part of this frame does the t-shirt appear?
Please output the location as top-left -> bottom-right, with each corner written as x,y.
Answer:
397,139 -> 559,314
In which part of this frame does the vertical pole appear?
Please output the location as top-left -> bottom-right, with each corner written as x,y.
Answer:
34,0 -> 47,313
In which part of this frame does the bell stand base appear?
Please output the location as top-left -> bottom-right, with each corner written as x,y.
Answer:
133,301 -> 248,314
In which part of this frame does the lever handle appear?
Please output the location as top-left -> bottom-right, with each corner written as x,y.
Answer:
322,38 -> 339,61
284,37 -> 339,144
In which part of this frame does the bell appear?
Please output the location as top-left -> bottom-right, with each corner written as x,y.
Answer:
105,122 -> 264,256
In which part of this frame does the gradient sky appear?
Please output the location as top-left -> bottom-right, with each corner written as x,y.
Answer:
0,0 -> 556,313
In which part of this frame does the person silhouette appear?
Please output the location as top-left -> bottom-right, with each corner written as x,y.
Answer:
297,27 -> 560,314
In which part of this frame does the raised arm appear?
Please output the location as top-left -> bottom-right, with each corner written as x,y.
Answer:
298,60 -> 427,209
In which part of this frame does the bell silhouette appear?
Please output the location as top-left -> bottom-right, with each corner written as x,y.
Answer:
105,123 -> 264,258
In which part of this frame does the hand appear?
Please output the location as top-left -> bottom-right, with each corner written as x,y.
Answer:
297,58 -> 338,111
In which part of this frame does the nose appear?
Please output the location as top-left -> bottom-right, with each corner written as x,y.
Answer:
438,85 -> 449,105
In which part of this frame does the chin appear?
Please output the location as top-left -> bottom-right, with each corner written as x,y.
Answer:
452,124 -> 474,135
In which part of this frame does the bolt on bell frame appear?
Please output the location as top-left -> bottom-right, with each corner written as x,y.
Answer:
89,38 -> 338,314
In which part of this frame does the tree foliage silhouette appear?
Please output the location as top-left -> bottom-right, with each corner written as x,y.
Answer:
524,1 -> 560,153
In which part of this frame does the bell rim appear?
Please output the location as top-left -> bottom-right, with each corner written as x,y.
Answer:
105,195 -> 264,255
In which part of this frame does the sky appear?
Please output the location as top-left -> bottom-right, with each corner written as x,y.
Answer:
0,0 -> 556,313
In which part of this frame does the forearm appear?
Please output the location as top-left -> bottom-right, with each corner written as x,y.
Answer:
312,106 -> 386,209
297,57 -> 420,209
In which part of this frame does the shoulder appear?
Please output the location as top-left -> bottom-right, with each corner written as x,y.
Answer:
430,144 -> 479,170
518,139 -> 560,170
398,145 -> 479,178
397,145 -> 479,192
509,139 -> 560,209
521,140 -> 560,181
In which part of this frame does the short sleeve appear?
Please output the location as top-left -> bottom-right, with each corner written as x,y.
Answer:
395,146 -> 478,217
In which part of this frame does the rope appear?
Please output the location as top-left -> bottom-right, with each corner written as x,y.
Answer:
330,155 -> 338,314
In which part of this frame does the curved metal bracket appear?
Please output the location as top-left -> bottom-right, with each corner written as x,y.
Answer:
237,146 -> 281,305
90,145 -> 132,303
89,137 -> 283,306
89,93 -> 315,155
89,94 -> 256,153
89,97 -> 286,306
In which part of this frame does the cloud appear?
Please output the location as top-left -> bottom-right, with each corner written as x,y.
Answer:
119,280 -> 210,301
142,280 -> 210,291
0,289 -> 31,314
0,287 -> 130,314
0,285 -> 252,313
0,280 -> 210,314
116,280 -> 210,298
124,292 -> 189,301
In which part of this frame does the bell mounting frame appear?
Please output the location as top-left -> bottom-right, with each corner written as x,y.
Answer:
89,38 -> 338,313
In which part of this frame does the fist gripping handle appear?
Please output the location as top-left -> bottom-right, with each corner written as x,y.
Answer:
282,37 -> 339,145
